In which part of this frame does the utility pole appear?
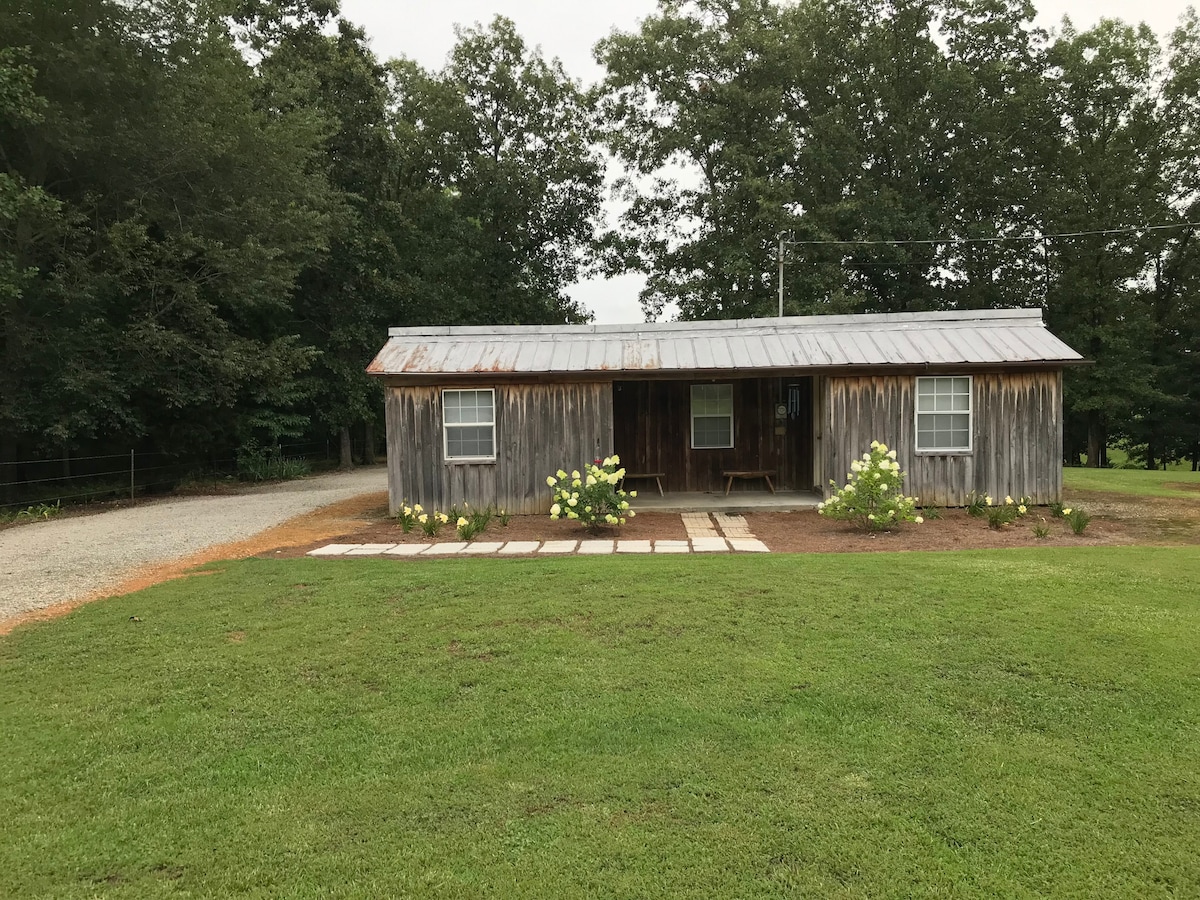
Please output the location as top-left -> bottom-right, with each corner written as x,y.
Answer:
777,233 -> 785,317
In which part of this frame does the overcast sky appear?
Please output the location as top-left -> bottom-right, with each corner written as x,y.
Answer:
339,0 -> 1196,323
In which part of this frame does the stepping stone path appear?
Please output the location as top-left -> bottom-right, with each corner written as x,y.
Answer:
306,512 -> 771,558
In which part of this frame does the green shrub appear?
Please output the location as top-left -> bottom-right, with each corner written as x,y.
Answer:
1032,519 -> 1051,539
397,503 -> 422,533
966,491 -> 990,517
236,443 -> 310,482
419,511 -> 449,538
818,441 -> 922,532
1066,507 -> 1091,535
548,456 -> 635,532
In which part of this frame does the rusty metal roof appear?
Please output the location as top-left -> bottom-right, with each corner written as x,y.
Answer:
367,308 -> 1083,377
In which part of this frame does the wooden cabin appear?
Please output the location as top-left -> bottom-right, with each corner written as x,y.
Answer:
366,309 -> 1084,514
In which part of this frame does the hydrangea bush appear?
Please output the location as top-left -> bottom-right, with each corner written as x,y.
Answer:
547,455 -> 636,532
818,441 -> 922,532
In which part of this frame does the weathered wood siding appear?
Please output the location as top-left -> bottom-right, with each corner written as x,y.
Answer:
384,383 -> 614,515
612,377 -> 815,492
824,371 -> 1063,506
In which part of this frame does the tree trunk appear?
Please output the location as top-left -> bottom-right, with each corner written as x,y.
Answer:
339,426 -> 354,470
363,421 -> 376,465
1086,412 -> 1106,468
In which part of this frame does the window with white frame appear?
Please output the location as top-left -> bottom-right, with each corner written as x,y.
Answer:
691,383 -> 734,449
443,388 -> 495,461
916,376 -> 971,451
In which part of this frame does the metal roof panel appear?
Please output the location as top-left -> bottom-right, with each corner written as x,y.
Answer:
369,309 -> 1084,377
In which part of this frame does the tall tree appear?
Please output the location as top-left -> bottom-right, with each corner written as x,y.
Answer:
388,16 -> 604,325
1040,18 -> 1170,465
0,0 -> 333,467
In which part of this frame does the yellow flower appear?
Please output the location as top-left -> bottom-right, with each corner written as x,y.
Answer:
568,497 -> 578,507
413,504 -> 423,513
1005,495 -> 1014,505
628,510 -> 636,518
619,517 -> 626,525
602,456 -> 612,467
915,516 -> 924,524
566,510 -> 579,519
611,454 -> 620,465
630,490 -> 637,498
985,495 -> 993,506
547,475 -> 557,486
878,442 -> 888,453
1018,504 -> 1027,514
550,503 -> 561,516
572,479 -> 582,488
571,470 -> 580,481
456,517 -> 468,528
586,474 -> 597,486
1063,507 -> 1072,515
557,469 -> 567,479
418,513 -> 428,524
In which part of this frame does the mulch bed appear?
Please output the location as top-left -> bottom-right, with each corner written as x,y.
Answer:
270,505 -> 1147,557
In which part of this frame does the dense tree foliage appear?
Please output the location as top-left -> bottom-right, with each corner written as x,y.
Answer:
2,0 -> 1196,491
597,0 -> 1200,467
0,1 -> 603,485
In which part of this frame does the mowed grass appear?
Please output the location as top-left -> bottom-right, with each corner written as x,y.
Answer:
2,550 -> 1199,899
1064,464 -> 1200,498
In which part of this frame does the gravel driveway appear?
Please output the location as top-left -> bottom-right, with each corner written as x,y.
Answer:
0,467 -> 386,622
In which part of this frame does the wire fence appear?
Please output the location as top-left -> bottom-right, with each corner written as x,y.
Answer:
0,439 -> 343,512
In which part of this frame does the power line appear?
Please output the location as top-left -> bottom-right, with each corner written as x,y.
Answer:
781,221 -> 1200,247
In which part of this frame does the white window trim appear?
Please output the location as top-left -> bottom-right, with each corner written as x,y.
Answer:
442,388 -> 497,463
914,375 -> 973,454
691,383 -> 735,450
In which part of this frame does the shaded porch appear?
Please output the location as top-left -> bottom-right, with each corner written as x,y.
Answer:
612,375 -> 819,496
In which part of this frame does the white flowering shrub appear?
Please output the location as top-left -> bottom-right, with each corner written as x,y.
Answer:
818,441 -> 922,532
547,455 -> 636,532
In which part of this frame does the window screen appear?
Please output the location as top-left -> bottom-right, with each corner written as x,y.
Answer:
691,384 -> 734,449
916,377 -> 971,451
443,389 -> 495,460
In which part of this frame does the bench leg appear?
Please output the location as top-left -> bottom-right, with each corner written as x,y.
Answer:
764,474 -> 775,494
654,476 -> 664,497
724,476 -> 733,497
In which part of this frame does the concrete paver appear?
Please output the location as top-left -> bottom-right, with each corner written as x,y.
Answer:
728,538 -> 770,553
383,544 -> 431,555
423,542 -> 468,555
690,537 -> 729,552
460,542 -> 504,554
577,541 -> 614,554
307,544 -> 359,556
538,540 -> 579,554
344,544 -> 398,555
653,540 -> 690,553
616,540 -> 652,553
498,541 -> 540,555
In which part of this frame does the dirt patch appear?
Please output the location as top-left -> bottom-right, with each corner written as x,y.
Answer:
1165,482 -> 1200,494
0,491 -> 387,636
746,508 -> 1129,552
273,490 -> 1200,556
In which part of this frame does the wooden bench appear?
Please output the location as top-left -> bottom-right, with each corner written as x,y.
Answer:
620,472 -> 666,497
723,470 -> 776,496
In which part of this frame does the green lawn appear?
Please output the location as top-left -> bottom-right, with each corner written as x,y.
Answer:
1064,464 -> 1200,498
3,550 -> 1199,898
